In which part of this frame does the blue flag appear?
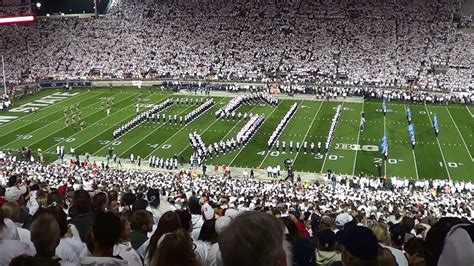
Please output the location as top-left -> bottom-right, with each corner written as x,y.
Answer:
433,113 -> 439,134
380,135 -> 388,157
406,106 -> 412,122
408,124 -> 415,141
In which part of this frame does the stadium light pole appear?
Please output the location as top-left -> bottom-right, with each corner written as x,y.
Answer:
1,55 -> 6,97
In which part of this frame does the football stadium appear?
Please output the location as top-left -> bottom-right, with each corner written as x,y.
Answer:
1,87 -> 473,181
0,0 -> 473,265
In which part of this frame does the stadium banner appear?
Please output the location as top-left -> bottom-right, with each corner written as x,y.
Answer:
38,81 -> 92,88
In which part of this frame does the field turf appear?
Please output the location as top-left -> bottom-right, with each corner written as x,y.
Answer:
0,87 -> 472,181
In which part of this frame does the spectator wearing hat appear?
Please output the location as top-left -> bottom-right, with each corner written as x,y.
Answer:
316,229 -> 341,266
389,223 -> 406,250
146,188 -> 176,226
335,213 -> 353,233
338,226 -> 396,265
219,211 -> 290,266
196,203 -> 218,263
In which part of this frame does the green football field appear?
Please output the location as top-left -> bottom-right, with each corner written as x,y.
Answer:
0,87 -> 472,181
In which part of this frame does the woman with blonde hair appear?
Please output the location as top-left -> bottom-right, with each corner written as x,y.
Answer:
371,223 -> 390,245
370,223 -> 408,266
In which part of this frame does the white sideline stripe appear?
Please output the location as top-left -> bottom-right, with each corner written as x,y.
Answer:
17,93 -> 135,152
466,106 -> 474,118
445,107 -> 473,162
67,94 -> 160,153
412,149 -> 420,179
424,105 -> 451,180
293,101 -> 323,163
230,100 -> 283,167
352,101 -> 364,175
117,105 -> 194,157
320,102 -> 345,173
145,98 -> 227,159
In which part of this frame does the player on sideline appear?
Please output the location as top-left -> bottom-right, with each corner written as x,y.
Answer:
106,108 -> 110,117
317,141 -> 321,155
310,142 -> 315,154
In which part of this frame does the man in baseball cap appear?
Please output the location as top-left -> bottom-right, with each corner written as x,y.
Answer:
338,226 -> 380,264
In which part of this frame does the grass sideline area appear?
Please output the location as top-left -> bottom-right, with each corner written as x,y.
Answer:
0,87 -> 472,181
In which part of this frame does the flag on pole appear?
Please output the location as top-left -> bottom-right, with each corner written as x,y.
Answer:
433,113 -> 439,136
380,134 -> 388,158
405,106 -> 412,124
408,123 -> 416,148
382,98 -> 387,116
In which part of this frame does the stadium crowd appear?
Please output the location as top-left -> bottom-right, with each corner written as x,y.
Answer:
0,151 -> 473,265
0,0 -> 472,93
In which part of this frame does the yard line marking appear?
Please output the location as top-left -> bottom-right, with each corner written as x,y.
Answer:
383,115 -> 387,177
1,92 -> 123,149
101,104 -> 194,157
320,102 -> 345,173
230,100 -> 283,167
412,150 -> 420,179
445,107 -> 473,162
424,105 -> 451,180
51,94 -> 161,153
0,90 -> 87,129
293,101 -> 323,163
466,106 -> 474,118
352,101 -> 364,175
146,98 -> 227,159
